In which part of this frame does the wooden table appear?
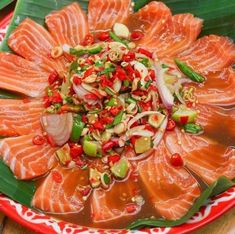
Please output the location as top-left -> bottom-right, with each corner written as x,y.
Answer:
0,1 -> 234,234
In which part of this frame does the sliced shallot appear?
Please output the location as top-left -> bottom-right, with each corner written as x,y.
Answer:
41,113 -> 73,146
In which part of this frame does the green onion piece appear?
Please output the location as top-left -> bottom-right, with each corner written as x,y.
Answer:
137,105 -> 142,113
98,67 -> 116,76
70,61 -> 78,71
88,45 -> 103,54
106,110 -> 124,128
70,115 -> 85,142
70,48 -> 87,56
109,31 -> 128,47
106,97 -> 117,107
95,61 -> 104,67
145,80 -> 152,89
183,123 -> 203,134
174,59 -> 205,83
123,80 -> 130,87
161,64 -> 169,69
105,87 -> 116,96
113,110 -> 124,126
140,58 -> 150,67
126,97 -> 137,104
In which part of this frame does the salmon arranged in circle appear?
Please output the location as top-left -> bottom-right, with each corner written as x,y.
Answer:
0,53 -> 49,97
196,104 -> 235,139
0,99 -> 43,137
32,164 -> 90,214
46,3 -> 89,47
8,18 -> 67,73
145,14 -> 203,58
176,35 -> 235,74
189,68 -> 235,106
0,134 -> 56,180
126,1 -> 171,45
88,0 -> 132,31
165,128 -> 235,185
139,143 -> 200,220
91,180 -> 141,223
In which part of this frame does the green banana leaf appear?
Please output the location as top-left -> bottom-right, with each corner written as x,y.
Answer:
128,176 -> 234,229
0,0 -> 14,10
0,0 -> 234,228
0,160 -> 35,207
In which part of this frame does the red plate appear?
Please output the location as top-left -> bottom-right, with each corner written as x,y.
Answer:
0,13 -> 234,234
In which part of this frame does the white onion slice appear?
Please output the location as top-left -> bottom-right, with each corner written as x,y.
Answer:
41,113 -> 73,146
73,84 -> 97,105
153,117 -> 168,148
128,149 -> 154,161
132,130 -> 154,137
127,111 -> 161,129
154,63 -> 174,109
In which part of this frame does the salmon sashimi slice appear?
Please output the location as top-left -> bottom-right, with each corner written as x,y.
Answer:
91,180 -> 142,223
46,3 -> 89,47
126,2 -> 171,46
8,18 -> 67,73
32,164 -> 90,214
88,0 -> 132,31
143,14 -> 202,58
176,35 -> 235,74
139,143 -> 200,220
188,68 -> 235,106
0,134 -> 56,180
196,104 -> 235,140
165,128 -> 235,184
0,99 -> 43,136
0,53 -> 49,97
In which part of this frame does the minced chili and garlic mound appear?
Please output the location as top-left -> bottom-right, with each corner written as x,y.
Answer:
0,0 -> 234,227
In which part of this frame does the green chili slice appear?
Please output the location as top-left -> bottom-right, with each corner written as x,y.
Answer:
70,115 -> 85,142
183,123 -> 203,134
174,59 -> 205,83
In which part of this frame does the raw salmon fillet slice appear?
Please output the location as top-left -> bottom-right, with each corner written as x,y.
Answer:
165,128 -> 235,184
0,134 -> 56,180
8,18 -> 67,73
46,3 -> 89,47
126,1 -> 171,45
188,68 -> 235,106
0,53 -> 49,97
143,14 -> 202,58
0,99 -> 43,136
91,180 -> 141,223
176,35 -> 235,74
139,142 -> 200,220
88,0 -> 132,31
32,164 -> 89,214
196,104 -> 235,139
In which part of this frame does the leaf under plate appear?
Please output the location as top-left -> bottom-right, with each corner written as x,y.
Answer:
0,0 -> 14,10
0,160 -> 35,207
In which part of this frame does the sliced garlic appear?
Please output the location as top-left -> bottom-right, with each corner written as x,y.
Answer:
131,61 -> 148,80
83,74 -> 97,83
113,23 -> 130,39
113,79 -> 122,93
51,46 -> 63,58
114,122 -> 127,135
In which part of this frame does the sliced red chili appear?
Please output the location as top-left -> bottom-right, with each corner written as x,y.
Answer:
84,93 -> 99,101
125,204 -> 138,213
93,121 -> 105,131
123,52 -> 136,62
180,116 -> 189,125
101,116 -> 114,124
102,141 -> 115,153
144,124 -> 155,132
100,75 -> 113,87
73,76 -> 82,85
52,171 -> 63,183
130,30 -> 144,41
48,71 -> 59,85
43,96 -> 51,108
96,31 -> 110,41
84,67 -> 95,78
138,48 -> 153,58
82,34 -> 95,46
70,145 -> 83,159
115,66 -> 127,81
170,153 -> 184,167
81,187 -> 91,196
108,154 -> 121,164
46,134 -> 56,147
32,135 -> 46,145
50,92 -> 63,103
166,119 -> 176,131
82,115 -> 88,123
110,106 -> 122,116
149,69 -> 156,80
125,64 -> 135,79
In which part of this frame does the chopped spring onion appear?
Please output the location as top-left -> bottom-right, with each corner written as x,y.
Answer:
97,67 -> 116,76
109,31 -> 128,47
183,123 -> 203,134
174,59 -> 206,83
105,87 -> 116,96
